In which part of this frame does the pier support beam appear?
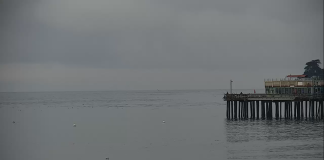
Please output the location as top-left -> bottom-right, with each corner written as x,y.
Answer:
267,101 -> 270,119
320,101 -> 324,119
309,100 -> 312,119
285,102 -> 287,119
296,101 -> 298,119
256,101 -> 259,120
241,101 -> 243,119
279,102 -> 281,119
290,102 -> 293,119
305,101 -> 308,120
226,101 -> 229,119
308,100 -> 311,119
270,101 -> 273,119
294,101 -> 297,119
275,102 -> 278,119
231,101 -> 233,119
238,101 -> 241,119
242,101 -> 244,119
265,102 -> 269,119
245,101 -> 248,119
261,102 -> 264,119
250,101 -> 253,119
297,101 -> 300,120
251,101 -> 255,119
263,101 -> 266,119
264,101 -> 267,119
226,101 -> 228,119
316,101 -> 318,119
234,101 -> 237,120
312,101 -> 315,119
300,101 -> 304,119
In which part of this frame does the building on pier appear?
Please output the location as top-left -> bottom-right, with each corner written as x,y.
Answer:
264,75 -> 324,95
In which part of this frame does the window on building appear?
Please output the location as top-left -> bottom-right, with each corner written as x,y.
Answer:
318,88 -> 321,94
285,88 -> 288,94
287,88 -> 291,94
281,88 -> 285,94
308,88 -> 312,94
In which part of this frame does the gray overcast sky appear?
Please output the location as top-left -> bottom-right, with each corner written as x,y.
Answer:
0,0 -> 323,92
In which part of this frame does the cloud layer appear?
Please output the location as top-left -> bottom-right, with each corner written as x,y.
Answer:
0,0 -> 323,91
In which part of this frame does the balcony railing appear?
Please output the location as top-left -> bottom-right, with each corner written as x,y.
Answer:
265,78 -> 324,82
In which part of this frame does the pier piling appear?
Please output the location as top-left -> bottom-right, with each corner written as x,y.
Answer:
300,101 -> 303,119
224,93 -> 323,120
256,101 -> 259,119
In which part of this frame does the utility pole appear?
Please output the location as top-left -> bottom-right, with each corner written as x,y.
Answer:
230,80 -> 233,94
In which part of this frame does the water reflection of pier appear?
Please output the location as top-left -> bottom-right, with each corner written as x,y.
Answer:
225,120 -> 324,159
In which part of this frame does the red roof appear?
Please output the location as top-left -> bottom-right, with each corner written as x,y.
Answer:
286,75 -> 307,78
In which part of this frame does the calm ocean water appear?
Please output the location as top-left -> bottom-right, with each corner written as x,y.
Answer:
0,89 -> 323,160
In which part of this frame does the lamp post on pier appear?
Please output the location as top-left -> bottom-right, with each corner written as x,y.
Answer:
230,80 -> 233,94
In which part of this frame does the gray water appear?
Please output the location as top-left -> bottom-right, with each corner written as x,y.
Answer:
0,90 -> 323,160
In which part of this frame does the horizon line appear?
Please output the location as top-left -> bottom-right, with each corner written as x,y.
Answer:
0,88 -> 265,93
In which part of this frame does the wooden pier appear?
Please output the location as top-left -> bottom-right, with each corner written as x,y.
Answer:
224,94 -> 324,120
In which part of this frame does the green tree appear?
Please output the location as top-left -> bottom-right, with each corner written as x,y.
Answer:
303,59 -> 323,78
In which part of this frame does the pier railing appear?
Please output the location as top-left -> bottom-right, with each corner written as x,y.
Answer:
223,93 -> 323,101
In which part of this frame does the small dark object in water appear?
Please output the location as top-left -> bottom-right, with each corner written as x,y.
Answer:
106,158 -> 109,160
13,121 -> 15,123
